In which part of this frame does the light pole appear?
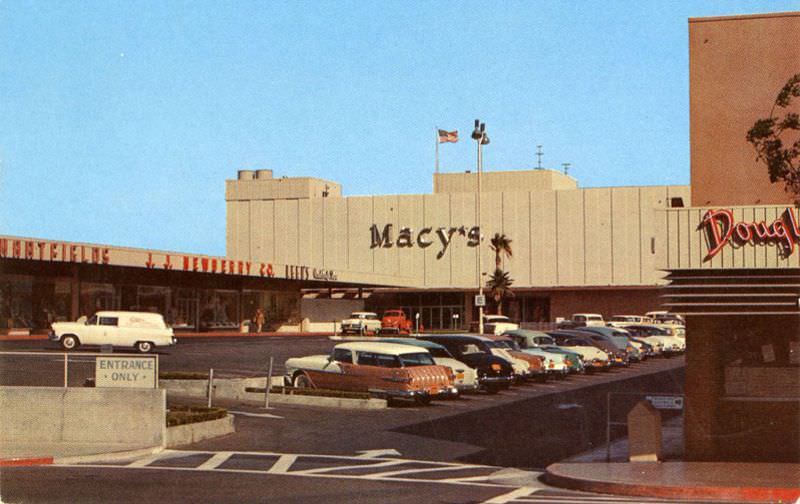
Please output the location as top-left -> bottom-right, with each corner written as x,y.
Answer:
472,120 -> 489,335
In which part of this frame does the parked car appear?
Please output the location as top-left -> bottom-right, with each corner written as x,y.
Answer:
378,338 -> 479,393
418,335 -> 515,394
502,329 -> 587,374
483,334 -> 549,381
606,315 -> 654,328
622,325 -> 685,355
49,311 -> 177,353
544,333 -> 611,372
549,330 -> 629,367
556,313 -> 606,329
283,341 -> 457,404
474,314 -> 520,335
576,326 -> 642,362
645,311 -> 685,326
340,312 -> 382,335
380,309 -> 414,334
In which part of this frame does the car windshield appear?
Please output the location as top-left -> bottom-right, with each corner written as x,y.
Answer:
399,352 -> 435,367
385,311 -> 403,317
363,314 -> 378,320
87,315 -> 97,325
427,348 -> 452,358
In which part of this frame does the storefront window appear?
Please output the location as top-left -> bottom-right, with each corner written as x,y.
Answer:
173,288 -> 198,330
0,275 -> 33,329
79,282 -> 117,317
199,289 -> 240,331
136,286 -> 170,316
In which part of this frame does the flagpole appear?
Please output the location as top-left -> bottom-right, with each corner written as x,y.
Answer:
435,128 -> 439,192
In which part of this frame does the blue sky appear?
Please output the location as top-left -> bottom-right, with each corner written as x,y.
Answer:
2,1 -> 798,255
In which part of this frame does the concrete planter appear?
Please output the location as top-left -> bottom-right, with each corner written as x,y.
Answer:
160,378 -> 387,410
166,415 -> 235,448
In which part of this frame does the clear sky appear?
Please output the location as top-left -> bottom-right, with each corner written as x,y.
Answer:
2,1 -> 798,255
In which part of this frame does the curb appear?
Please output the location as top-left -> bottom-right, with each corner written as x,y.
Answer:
544,463 -> 800,503
54,446 -> 165,465
0,456 -> 54,467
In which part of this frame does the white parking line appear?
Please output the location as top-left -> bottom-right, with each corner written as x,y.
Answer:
482,486 -> 540,503
297,459 -> 407,475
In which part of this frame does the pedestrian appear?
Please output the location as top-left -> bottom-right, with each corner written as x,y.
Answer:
254,308 -> 265,333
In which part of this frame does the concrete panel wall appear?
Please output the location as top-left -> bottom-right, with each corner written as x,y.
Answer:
0,386 -> 165,447
584,188 -> 613,285
229,184 -> 690,288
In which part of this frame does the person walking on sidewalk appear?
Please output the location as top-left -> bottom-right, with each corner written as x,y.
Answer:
254,308 -> 266,333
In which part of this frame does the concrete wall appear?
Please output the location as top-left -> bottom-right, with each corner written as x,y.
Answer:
228,178 -> 690,289
300,298 -> 364,323
0,386 -> 165,447
690,12 -> 800,207
434,169 -> 578,194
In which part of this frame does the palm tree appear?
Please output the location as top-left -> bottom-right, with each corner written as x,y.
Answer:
485,268 -> 514,315
490,233 -> 513,270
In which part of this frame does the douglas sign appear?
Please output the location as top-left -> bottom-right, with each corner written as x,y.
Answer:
700,208 -> 800,261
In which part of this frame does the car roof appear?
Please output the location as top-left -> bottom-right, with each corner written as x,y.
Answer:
483,334 -> 512,341
503,329 -> 548,337
334,341 -> 429,355
378,338 -> 445,350
95,311 -> 162,318
421,334 -> 493,342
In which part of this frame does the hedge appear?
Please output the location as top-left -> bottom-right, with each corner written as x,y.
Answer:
167,406 -> 227,426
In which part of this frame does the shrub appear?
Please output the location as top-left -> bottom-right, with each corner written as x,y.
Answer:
159,371 -> 209,380
167,406 -> 227,427
245,386 -> 371,400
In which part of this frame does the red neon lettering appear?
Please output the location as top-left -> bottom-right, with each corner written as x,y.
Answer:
25,241 -> 34,259
211,258 -> 217,272
92,247 -> 101,263
163,254 -> 172,270
192,257 -> 199,272
50,243 -> 58,260
12,241 -> 21,259
102,249 -> 109,265
229,260 -> 234,274
701,209 -> 733,261
37,242 -> 46,260
146,253 -> 156,268
201,257 -> 209,272
245,262 -> 252,275
0,239 -> 7,257
734,222 -> 753,242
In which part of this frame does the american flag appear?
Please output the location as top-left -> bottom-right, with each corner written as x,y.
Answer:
438,129 -> 459,143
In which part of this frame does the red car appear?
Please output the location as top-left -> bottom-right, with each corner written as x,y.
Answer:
381,309 -> 413,334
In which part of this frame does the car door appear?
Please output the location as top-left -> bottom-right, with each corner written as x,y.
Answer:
96,315 -> 120,346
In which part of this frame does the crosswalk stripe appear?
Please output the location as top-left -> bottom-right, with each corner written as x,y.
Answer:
266,454 -> 297,474
366,464 -> 490,479
196,452 -> 233,470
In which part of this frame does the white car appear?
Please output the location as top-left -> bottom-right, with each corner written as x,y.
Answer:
49,311 -> 177,353
571,313 -> 606,327
339,312 -> 382,335
607,315 -> 654,328
480,315 -> 520,335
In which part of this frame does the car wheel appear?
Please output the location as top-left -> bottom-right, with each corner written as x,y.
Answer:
484,384 -> 500,395
415,395 -> 432,406
136,341 -> 153,353
61,335 -> 79,351
293,373 -> 313,389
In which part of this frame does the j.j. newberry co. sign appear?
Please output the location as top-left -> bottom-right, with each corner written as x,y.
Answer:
700,208 -> 800,261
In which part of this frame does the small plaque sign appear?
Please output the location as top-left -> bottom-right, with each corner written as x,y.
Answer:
645,395 -> 684,410
475,295 -> 486,307
95,356 -> 156,388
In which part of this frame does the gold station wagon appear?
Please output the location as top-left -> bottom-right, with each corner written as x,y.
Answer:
284,342 -> 457,404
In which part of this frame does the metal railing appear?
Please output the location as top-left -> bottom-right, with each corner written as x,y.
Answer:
0,351 -> 159,388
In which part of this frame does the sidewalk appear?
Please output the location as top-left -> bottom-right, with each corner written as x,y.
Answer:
545,417 -> 800,502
